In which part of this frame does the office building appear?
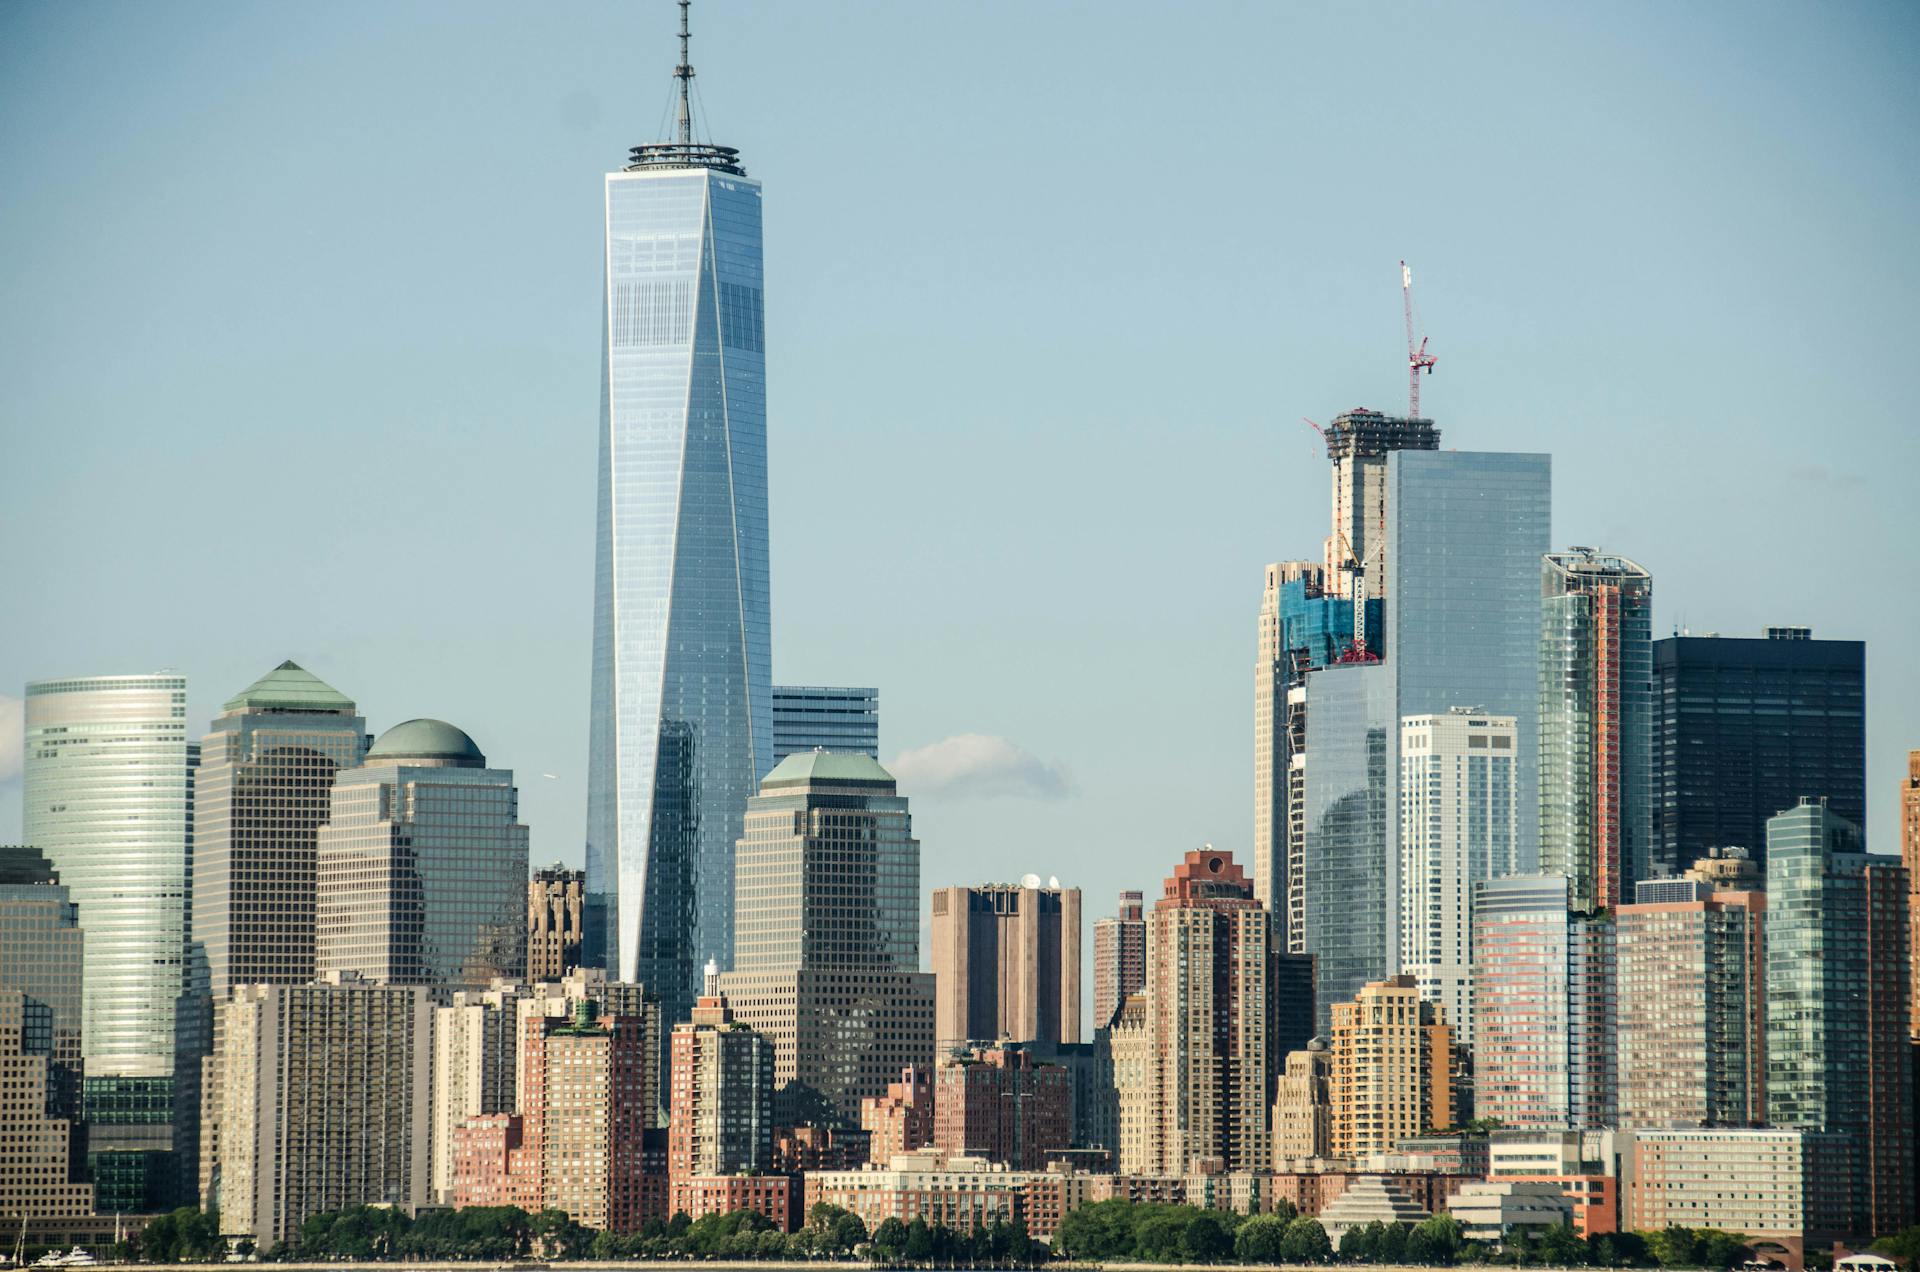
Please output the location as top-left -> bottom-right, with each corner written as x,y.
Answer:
1118,848 -> 1273,1174
669,985 -> 775,1180
1539,549 -> 1653,910
1398,709 -> 1518,1041
1327,975 -> 1453,1158
1092,890 -> 1145,1030
1302,661 -> 1392,1027
1620,1129 -> 1853,1263
196,661 -> 368,998
1272,1040 -> 1332,1162
1319,408 -> 1440,610
1485,1130 -> 1619,1238
1765,799 -> 1912,1236
1617,878 -> 1765,1128
1654,627 -> 1865,875
1446,1181 -> 1575,1241
772,686 -> 879,760
716,753 -> 934,1125
528,865 -> 586,982
586,17 -> 774,1019
23,673 -> 198,1206
1473,875 -> 1615,1129
431,982 -> 530,1202
316,719 -> 528,988
1684,844 -> 1764,892
0,847 -> 83,1122
0,991 -> 94,1222
931,880 -> 1081,1051
931,1045 -> 1071,1171
1388,450 -> 1553,875
213,972 -> 432,1248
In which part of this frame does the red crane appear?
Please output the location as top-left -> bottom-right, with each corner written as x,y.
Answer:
1402,260 -> 1437,419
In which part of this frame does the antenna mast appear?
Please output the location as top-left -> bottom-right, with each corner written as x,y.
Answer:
1402,260 -> 1437,419
674,0 -> 695,144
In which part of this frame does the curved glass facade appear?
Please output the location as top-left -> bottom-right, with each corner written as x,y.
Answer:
587,162 -> 773,1030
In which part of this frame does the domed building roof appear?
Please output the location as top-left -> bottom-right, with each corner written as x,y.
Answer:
366,718 -> 485,767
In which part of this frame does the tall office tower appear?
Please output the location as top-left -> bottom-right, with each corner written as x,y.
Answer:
0,992 -> 95,1222
1302,660 -> 1391,1028
772,686 -> 879,760
0,847 -> 83,1123
1388,451 -> 1553,872
22,673 -> 198,1206
669,987 -> 775,1180
1118,848 -> 1273,1175
528,865 -> 586,982
1271,1040 -> 1332,1162
1765,799 -> 1913,1236
1654,627 -> 1865,876
1617,877 -> 1765,1128
316,719 -> 529,988
930,1045 -> 1071,1170
586,10 -> 774,1015
213,972 -> 432,1248
1092,891 -> 1146,1033
1473,875 -> 1616,1130
431,983 -> 530,1203
1319,408 -> 1440,607
196,661 -> 367,998
1903,751 -> 1919,1039
716,753 -> 934,1125
1327,975 -> 1453,1158
930,880 -> 1081,1051
1539,549 -> 1654,911
1398,709 -> 1518,1042
542,1004 -> 659,1232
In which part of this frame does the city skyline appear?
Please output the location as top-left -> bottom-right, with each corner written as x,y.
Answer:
4,0 -> 1918,971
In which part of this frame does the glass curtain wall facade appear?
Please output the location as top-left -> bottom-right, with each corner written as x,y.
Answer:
1302,661 -> 1391,1031
772,686 -> 879,761
23,674 -> 198,1207
587,155 -> 773,1034
1387,450 -> 1552,892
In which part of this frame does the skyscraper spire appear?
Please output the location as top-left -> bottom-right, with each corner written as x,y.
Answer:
674,0 -> 694,145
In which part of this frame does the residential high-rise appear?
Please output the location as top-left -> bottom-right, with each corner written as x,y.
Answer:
213,972 -> 432,1248
862,1066 -> 934,1165
1398,709 -> 1519,1042
0,991 -> 94,1223
1092,891 -> 1145,1031
1473,875 -> 1615,1130
1302,660 -> 1391,1028
668,986 -> 775,1181
528,865 -> 586,982
1903,751 -> 1919,1039
23,673 -> 198,1206
772,686 -> 879,760
1271,1040 -> 1332,1162
716,753 -> 934,1125
316,719 -> 529,988
0,847 -> 83,1123
930,1045 -> 1071,1171
1539,549 -> 1654,911
1764,798 -> 1912,1237
196,661 -> 368,999
1619,1128 -> 1853,1263
586,12 -> 774,1016
1387,450 -> 1553,878
431,982 -> 530,1203
1327,975 -> 1453,1158
1117,848 -> 1273,1175
1654,627 -> 1865,875
931,881 -> 1081,1051
1617,877 -> 1765,1128
519,1003 -> 656,1232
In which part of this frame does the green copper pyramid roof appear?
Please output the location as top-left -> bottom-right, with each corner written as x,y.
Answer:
761,750 -> 895,789
223,660 -> 356,714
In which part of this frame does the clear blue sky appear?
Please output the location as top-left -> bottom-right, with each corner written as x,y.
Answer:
4,2 -> 1917,925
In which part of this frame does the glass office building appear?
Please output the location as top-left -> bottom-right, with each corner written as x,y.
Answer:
1387,450 -> 1552,882
1302,661 -> 1391,1031
772,686 -> 879,761
586,128 -> 773,1033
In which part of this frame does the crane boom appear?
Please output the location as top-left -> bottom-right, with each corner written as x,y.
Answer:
1401,260 -> 1437,419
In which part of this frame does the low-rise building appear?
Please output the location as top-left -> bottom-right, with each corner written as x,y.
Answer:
1487,1130 -> 1618,1237
669,1175 -> 795,1232
804,1151 -> 1035,1236
1318,1175 -> 1431,1242
1446,1181 -> 1574,1241
1621,1128 -> 1854,1267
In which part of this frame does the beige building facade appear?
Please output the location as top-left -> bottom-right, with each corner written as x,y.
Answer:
1328,975 -> 1453,1158
930,881 -> 1081,1051
0,992 -> 93,1221
1272,1040 -> 1332,1162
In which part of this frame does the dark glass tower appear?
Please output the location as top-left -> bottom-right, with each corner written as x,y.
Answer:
1654,627 -> 1864,874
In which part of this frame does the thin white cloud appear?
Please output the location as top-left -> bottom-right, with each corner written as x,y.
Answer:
0,694 -> 21,785
888,733 -> 1071,801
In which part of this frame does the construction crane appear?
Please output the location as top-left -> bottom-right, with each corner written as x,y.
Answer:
1402,260 -> 1437,419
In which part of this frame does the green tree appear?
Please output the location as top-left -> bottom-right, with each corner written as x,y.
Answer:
905,1218 -> 936,1263
1649,1227 -> 1701,1269
832,1211 -> 870,1257
1875,1228 -> 1920,1267
871,1217 -> 909,1263
1280,1216 -> 1333,1265
1695,1231 -> 1751,1269
1410,1215 -> 1464,1267
1380,1222 -> 1410,1264
1183,1213 -> 1233,1264
1539,1220 -> 1585,1266
1340,1223 -> 1377,1264
1235,1213 -> 1289,1264
1135,1209 -> 1190,1262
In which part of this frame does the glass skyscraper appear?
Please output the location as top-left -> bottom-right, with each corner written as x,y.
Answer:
586,84 -> 773,1033
1301,660 -> 1391,1030
772,686 -> 879,761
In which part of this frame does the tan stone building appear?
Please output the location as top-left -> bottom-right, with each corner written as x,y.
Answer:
1328,975 -> 1452,1158
528,865 -> 585,982
1116,848 -> 1274,1175
1272,1040 -> 1332,1162
931,881 -> 1081,1052
1091,890 -> 1145,1031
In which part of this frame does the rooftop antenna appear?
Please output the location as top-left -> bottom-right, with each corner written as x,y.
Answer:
674,0 -> 695,144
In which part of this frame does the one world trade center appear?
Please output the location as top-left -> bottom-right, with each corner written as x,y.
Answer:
587,2 -> 773,1032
